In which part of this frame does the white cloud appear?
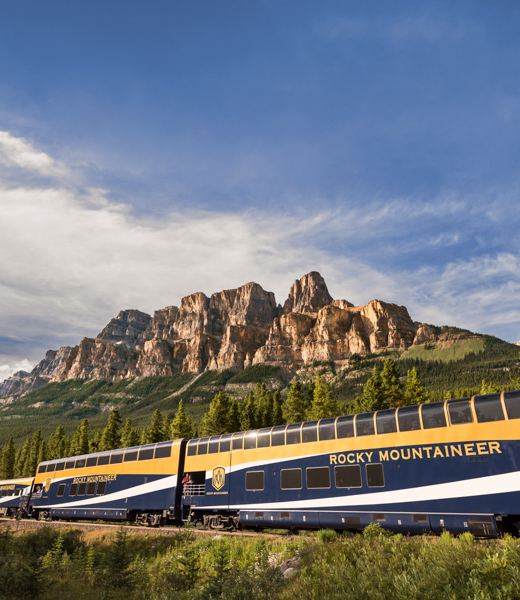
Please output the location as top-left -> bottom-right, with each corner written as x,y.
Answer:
0,131 -> 68,178
0,359 -> 33,384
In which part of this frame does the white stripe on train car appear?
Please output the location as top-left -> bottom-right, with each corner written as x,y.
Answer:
42,474 -> 177,509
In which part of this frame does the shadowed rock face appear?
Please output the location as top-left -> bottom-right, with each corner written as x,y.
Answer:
0,272 -> 476,398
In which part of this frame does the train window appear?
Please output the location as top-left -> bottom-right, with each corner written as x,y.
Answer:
187,439 -> 199,456
474,394 -> 505,423
138,446 -> 155,461
335,465 -> 362,488
504,391 -> 520,420
373,514 -> 386,522
318,418 -> 336,441
421,402 -> 447,429
77,483 -> 86,496
366,464 -> 385,487
355,413 -> 375,436
124,449 -> 138,462
198,438 -> 209,455
86,456 -> 98,467
98,453 -> 111,466
110,452 -> 124,464
257,428 -> 272,449
208,437 -> 221,454
307,467 -> 330,489
75,459 -> 86,469
302,421 -> 318,443
244,431 -> 258,450
413,514 -> 428,523
397,406 -> 421,431
46,462 -> 56,472
55,461 -> 65,471
271,425 -> 286,446
245,471 -> 264,491
87,482 -> 96,495
336,415 -> 355,439
65,459 -> 76,470
69,483 -> 78,496
232,433 -> 244,451
57,484 -> 66,497
97,481 -> 107,495
376,409 -> 398,434
281,468 -> 302,489
448,399 -> 474,425
155,442 -> 173,459
38,464 -> 47,474
286,423 -> 302,445
219,434 -> 232,453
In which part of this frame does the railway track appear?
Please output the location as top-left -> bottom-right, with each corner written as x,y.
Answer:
0,517 -> 285,538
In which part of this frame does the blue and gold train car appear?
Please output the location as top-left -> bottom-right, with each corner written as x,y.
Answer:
0,477 -> 34,517
30,439 -> 187,525
181,390 -> 520,536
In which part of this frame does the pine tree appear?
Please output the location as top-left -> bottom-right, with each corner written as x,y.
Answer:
309,373 -> 328,420
324,381 -> 339,417
162,414 -> 172,441
100,408 -> 122,451
403,368 -> 430,406
381,358 -> 403,407
146,409 -> 164,443
283,381 -> 306,424
121,418 -> 140,448
1,437 -> 15,479
15,437 -> 31,478
78,419 -> 90,455
201,392 -> 234,436
353,367 -> 387,413
272,390 -> 284,426
89,430 -> 102,453
48,425 -> 68,459
170,400 -> 193,439
480,379 -> 499,395
37,441 -> 47,466
240,391 -> 258,431
227,398 -> 242,433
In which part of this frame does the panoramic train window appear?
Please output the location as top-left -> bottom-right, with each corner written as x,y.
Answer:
187,439 -> 198,456
197,438 -> 209,455
281,468 -> 302,489
376,409 -> 398,435
319,418 -> 336,441
244,431 -> 258,450
77,483 -> 86,496
286,423 -> 302,445
335,465 -> 362,488
98,453 -> 111,466
397,406 -> 421,431
219,434 -> 232,453
46,462 -> 56,472
474,394 -> 505,423
366,464 -> 385,487
306,467 -> 330,489
38,464 -> 47,474
208,437 -> 221,454
69,484 -> 77,496
245,471 -> 264,491
232,433 -> 244,451
110,452 -> 124,464
155,442 -> 173,459
302,421 -> 318,443
97,481 -> 107,495
65,459 -> 76,469
448,399 -> 474,425
355,413 -> 375,436
57,484 -> 66,497
86,456 -> 98,467
271,425 -> 286,446
138,446 -> 155,461
257,428 -> 272,449
336,415 -> 355,438
75,458 -> 86,469
87,482 -> 96,495
124,449 -> 138,462
55,461 -> 65,471
504,391 -> 520,419
421,402 -> 447,429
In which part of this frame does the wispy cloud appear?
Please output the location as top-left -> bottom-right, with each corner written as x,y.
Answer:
0,131 -> 68,178
0,358 -> 33,384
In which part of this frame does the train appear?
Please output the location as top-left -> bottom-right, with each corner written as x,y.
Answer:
2,389 -> 520,537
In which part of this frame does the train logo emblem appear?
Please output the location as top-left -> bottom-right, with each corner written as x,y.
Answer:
212,466 -> 225,491
44,478 -> 52,493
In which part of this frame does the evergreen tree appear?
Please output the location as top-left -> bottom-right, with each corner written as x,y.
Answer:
140,428 -> 149,445
121,418 -> 139,448
201,392 -> 234,437
28,430 -> 43,476
100,408 -> 122,451
162,414 -> 172,441
37,441 -> 47,466
89,430 -> 102,454
353,367 -> 387,413
324,381 -> 339,417
146,409 -> 164,444
1,437 -> 15,479
15,437 -> 31,478
69,425 -> 82,457
170,400 -> 194,439
78,419 -> 90,455
403,368 -> 430,406
480,379 -> 499,395
227,398 -> 242,433
48,425 -> 68,459
272,390 -> 284,426
381,358 -> 404,407
240,391 -> 257,431
283,381 -> 306,424
309,373 -> 328,420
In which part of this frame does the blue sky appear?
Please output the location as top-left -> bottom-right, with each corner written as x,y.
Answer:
1,1 -> 520,380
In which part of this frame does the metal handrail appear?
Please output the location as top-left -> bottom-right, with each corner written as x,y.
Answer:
183,484 -> 205,496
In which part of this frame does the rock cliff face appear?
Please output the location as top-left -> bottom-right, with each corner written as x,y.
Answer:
1,272 -> 476,399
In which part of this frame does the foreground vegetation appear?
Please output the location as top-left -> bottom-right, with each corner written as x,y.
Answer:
1,524 -> 520,599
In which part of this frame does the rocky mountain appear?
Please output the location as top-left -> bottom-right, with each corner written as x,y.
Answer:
1,272 -> 477,400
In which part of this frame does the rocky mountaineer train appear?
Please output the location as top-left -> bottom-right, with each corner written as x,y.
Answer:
6,390 -> 520,537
